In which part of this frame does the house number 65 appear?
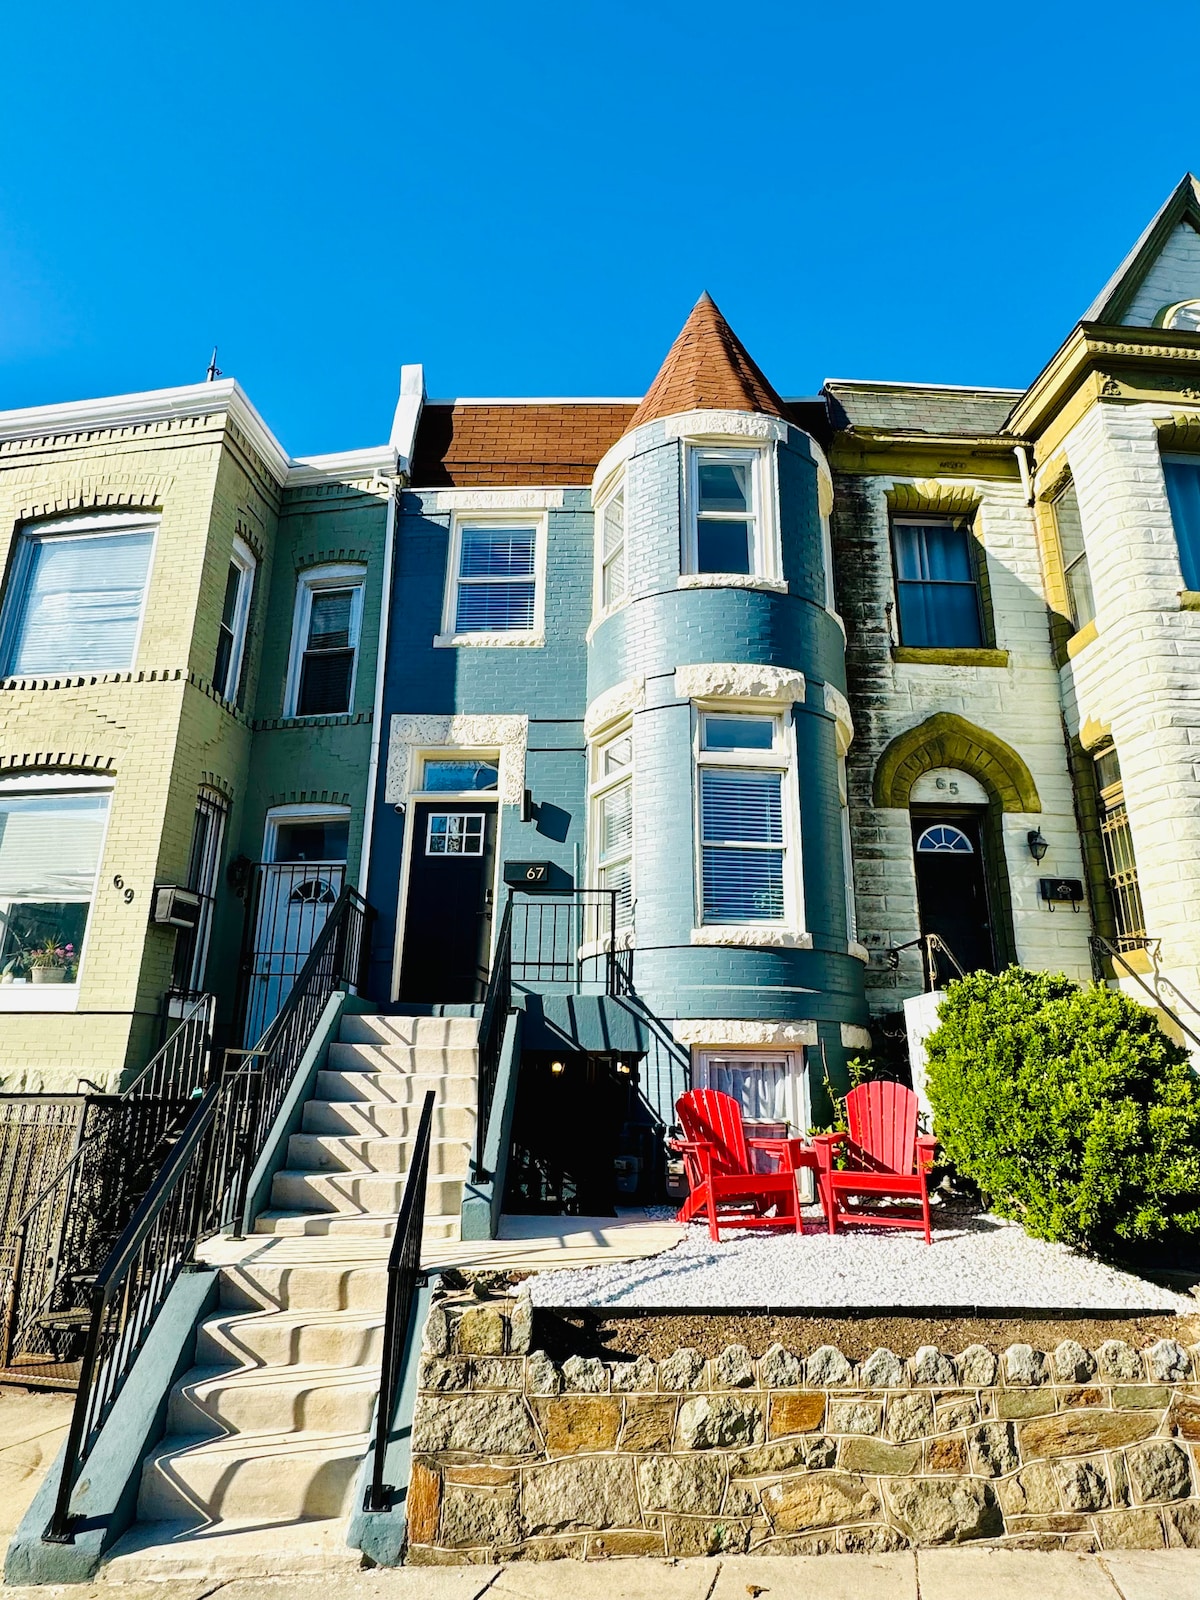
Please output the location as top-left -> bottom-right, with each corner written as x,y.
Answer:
113,876 -> 135,904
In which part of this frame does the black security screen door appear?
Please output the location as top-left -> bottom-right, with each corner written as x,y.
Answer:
912,813 -> 997,982
398,802 -> 497,1003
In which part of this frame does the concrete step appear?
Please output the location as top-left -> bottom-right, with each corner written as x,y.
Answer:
301,1097 -> 475,1140
326,1041 -> 478,1075
313,1069 -> 477,1106
137,1427 -> 367,1523
269,1168 -> 464,1217
285,1131 -> 469,1176
253,1210 -> 461,1241
166,1361 -> 378,1438
196,1307 -> 384,1370
100,1515 -> 359,1580
218,1261 -> 387,1314
338,1012 -> 479,1048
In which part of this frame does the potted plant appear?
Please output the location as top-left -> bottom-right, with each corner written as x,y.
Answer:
25,940 -> 75,984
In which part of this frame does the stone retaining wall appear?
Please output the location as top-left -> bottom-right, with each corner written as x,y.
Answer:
407,1280 -> 1200,1562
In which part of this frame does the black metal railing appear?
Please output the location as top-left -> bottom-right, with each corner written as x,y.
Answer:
474,895 -> 514,1180
509,888 -> 631,994
363,1088 -> 434,1516
42,888 -> 372,1541
0,995 -> 214,1386
45,1065 -> 257,1541
887,932 -> 967,991
1089,933 -> 1200,1050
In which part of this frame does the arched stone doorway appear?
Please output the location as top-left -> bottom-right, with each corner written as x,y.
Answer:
874,715 -> 1041,981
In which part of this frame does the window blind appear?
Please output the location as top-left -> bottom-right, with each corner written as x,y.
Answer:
0,793 -> 110,899
700,768 -> 784,922
455,526 -> 536,632
4,530 -> 153,675
602,491 -> 626,607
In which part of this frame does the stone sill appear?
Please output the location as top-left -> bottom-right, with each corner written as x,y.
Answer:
1181,591 -> 1200,612
891,646 -> 1010,668
0,984 -> 80,1011
678,574 -> 788,593
690,926 -> 813,949
433,632 -> 545,649
1066,619 -> 1099,659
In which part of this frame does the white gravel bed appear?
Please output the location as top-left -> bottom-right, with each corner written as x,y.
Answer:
528,1210 -> 1194,1313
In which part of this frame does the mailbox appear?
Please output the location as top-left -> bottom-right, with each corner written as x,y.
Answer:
1039,877 -> 1084,909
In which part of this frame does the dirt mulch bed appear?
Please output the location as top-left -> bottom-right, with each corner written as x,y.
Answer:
532,1308 -> 1200,1365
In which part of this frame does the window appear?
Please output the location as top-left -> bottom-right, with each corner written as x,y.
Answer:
838,757 -> 857,942
820,511 -> 837,611
589,726 -> 633,927
694,1050 -> 807,1132
271,814 -> 350,863
427,813 -> 485,855
446,520 -> 539,636
1094,746 -> 1147,950
0,513 -> 156,677
172,790 -> 228,996
1161,299 -> 1200,332
285,565 -> 365,717
687,447 -> 770,576
599,486 -> 626,609
1050,482 -> 1094,630
915,823 -> 974,854
697,713 -> 791,925
212,537 -> 256,702
0,785 -> 111,990
420,758 -> 499,793
891,517 -> 984,648
1162,456 -> 1200,591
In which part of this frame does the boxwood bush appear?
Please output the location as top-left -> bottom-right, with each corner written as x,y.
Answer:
924,966 -> 1200,1250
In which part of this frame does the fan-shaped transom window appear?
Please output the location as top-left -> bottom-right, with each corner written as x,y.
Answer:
1161,299 -> 1200,333
915,824 -> 974,854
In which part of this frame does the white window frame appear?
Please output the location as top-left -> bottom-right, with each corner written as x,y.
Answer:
588,721 -> 634,930
262,801 -> 352,864
283,563 -> 366,719
0,775 -> 114,1012
213,535 -> 256,704
693,1048 -> 809,1137
0,511 -> 158,679
684,445 -> 778,580
693,707 -> 802,930
593,476 -> 628,620
437,512 -> 547,647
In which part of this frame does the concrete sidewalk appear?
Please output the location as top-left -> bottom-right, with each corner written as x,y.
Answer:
4,1551 -> 1199,1600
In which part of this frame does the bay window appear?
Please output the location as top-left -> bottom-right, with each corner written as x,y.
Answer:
697,712 -> 793,925
1050,481 -> 1094,630
599,486 -> 626,609
0,784 -> 111,993
589,726 -> 633,927
1162,455 -> 1200,591
687,447 -> 772,577
0,513 -> 156,677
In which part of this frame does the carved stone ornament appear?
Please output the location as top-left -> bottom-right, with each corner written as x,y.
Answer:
385,714 -> 528,805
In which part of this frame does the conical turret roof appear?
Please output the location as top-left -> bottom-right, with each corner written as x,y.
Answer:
628,292 -> 788,430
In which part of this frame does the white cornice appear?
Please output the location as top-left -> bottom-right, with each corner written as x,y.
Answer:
286,446 -> 398,487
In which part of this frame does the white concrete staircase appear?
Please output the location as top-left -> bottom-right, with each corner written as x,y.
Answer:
99,1012 -> 477,1580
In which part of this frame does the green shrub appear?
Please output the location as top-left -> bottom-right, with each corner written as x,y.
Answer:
924,966 -> 1200,1250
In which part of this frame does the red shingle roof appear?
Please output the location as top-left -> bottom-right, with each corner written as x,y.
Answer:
409,403 -> 636,487
628,293 -> 788,430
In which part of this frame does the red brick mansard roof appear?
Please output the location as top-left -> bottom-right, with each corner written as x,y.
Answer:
409,403 -> 636,487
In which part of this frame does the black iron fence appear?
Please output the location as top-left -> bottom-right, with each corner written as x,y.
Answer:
364,1088 -> 434,1515
236,861 -> 350,1045
42,887 -> 372,1542
0,995 -> 214,1388
509,888 -> 632,994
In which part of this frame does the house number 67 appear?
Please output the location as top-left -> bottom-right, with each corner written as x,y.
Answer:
113,875 -> 135,904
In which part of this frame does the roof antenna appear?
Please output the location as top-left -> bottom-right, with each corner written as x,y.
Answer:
205,347 -> 222,382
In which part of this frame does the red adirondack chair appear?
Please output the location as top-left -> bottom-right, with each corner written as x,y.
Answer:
812,1081 -> 938,1243
671,1089 -> 813,1242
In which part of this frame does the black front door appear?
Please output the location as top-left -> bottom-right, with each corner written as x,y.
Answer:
399,803 -> 497,1003
912,812 -> 997,982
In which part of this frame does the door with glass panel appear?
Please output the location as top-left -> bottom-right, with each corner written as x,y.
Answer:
242,812 -> 349,1044
399,802 -> 497,1004
911,813 -> 996,982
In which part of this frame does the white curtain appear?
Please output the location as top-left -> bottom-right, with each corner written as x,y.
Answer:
695,1055 -> 793,1124
7,531 -> 153,674
0,793 -> 110,899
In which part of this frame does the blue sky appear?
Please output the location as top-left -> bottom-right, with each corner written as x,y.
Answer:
1,1 -> 1196,455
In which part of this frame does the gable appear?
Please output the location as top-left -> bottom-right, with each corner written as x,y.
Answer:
1121,220 -> 1200,326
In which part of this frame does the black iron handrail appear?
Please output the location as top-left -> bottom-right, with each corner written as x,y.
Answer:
0,994 -> 214,1378
887,932 -> 967,991
509,888 -> 630,993
474,895 -> 514,1180
363,1088 -> 434,1515
1089,933 -> 1200,1050
42,888 -> 372,1542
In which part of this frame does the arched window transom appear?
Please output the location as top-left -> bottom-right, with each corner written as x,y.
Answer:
915,824 -> 974,854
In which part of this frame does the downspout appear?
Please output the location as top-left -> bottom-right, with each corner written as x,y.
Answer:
358,472 -> 398,893
1013,443 -> 1034,507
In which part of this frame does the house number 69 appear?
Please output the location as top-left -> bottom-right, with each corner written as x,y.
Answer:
113,876 -> 135,904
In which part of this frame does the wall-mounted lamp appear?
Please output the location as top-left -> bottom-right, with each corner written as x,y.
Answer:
549,1060 -> 565,1075
521,788 -> 536,823
615,1060 -> 631,1076
1027,829 -> 1049,863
